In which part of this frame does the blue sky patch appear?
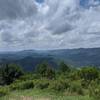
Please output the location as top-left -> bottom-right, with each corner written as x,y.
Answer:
36,0 -> 44,3
80,0 -> 100,8
80,0 -> 89,8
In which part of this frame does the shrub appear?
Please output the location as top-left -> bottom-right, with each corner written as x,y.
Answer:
79,67 -> 99,81
10,80 -> 34,90
19,74 -> 40,81
34,80 -> 49,89
20,81 -> 34,90
0,87 -> 9,97
1,64 -> 24,85
81,79 -> 90,88
59,61 -> 70,73
89,81 -> 100,99
36,62 -> 55,79
68,81 -> 84,95
49,80 -> 69,91
89,86 -> 100,99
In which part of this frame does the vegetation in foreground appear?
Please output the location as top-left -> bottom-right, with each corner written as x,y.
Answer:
0,89 -> 91,100
0,62 -> 100,100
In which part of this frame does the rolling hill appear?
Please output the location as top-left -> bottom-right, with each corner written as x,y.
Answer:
0,48 -> 100,71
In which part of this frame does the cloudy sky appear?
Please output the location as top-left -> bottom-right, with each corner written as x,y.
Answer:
0,0 -> 100,51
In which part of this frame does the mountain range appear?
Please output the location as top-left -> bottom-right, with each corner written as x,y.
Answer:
0,48 -> 100,71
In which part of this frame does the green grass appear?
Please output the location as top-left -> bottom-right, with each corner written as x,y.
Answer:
0,89 -> 92,100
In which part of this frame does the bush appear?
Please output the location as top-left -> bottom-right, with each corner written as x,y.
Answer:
20,81 -> 34,90
1,64 -> 24,85
79,67 -> 99,81
81,79 -> 90,88
68,81 -> 84,95
34,80 -> 49,89
59,61 -> 70,73
49,80 -> 69,91
0,87 -> 9,97
36,63 -> 55,79
19,74 -> 40,81
89,87 -> 100,99
10,80 -> 34,90
89,81 -> 100,99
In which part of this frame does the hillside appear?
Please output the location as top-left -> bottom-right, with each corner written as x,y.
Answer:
0,48 -> 100,71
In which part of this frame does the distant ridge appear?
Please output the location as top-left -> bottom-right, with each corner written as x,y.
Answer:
0,47 -> 100,71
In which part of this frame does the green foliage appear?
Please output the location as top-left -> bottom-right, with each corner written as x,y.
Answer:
59,61 -> 70,73
36,62 -> 55,79
36,62 -> 48,77
79,67 -> 99,81
81,79 -> 90,88
0,89 -> 92,100
1,64 -> 24,85
19,73 -> 40,81
0,87 -> 9,97
10,80 -> 34,90
45,67 -> 55,79
69,70 -> 80,80
68,81 -> 84,95
89,81 -> 100,100
49,80 -> 69,91
1,61 -> 100,99
34,80 -> 49,89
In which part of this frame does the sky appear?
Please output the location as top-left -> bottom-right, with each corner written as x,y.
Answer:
0,0 -> 100,51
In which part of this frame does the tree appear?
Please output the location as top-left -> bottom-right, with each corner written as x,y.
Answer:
79,67 -> 99,81
36,62 -> 55,79
59,61 -> 70,73
36,62 -> 48,77
1,64 -> 24,85
45,67 -> 55,79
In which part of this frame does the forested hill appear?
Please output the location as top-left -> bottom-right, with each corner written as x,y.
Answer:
0,48 -> 100,71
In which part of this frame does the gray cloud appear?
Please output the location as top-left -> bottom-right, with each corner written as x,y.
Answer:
1,32 -> 13,43
47,22 -> 74,35
0,0 -> 37,20
0,0 -> 100,50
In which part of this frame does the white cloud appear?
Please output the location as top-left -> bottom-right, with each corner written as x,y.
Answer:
0,0 -> 100,50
